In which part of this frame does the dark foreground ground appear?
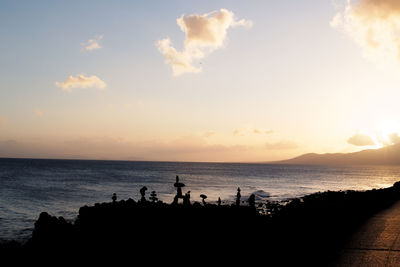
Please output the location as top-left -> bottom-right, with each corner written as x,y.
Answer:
2,182 -> 400,265
334,199 -> 400,266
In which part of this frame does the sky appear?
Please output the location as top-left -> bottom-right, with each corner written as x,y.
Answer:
1,0 -> 400,162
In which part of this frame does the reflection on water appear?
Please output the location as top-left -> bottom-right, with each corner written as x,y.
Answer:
1,158 -> 400,241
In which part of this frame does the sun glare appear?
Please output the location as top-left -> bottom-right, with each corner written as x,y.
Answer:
377,120 -> 399,146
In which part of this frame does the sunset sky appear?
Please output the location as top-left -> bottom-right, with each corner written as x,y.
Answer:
1,0 -> 400,162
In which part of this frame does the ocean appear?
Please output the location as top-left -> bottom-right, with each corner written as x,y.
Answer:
1,158 -> 400,242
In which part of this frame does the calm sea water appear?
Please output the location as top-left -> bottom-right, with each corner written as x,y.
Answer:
1,158 -> 400,242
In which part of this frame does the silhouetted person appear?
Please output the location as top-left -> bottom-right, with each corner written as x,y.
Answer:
150,191 -> 158,203
218,197 -> 221,206
248,194 -> 255,208
173,175 -> 185,204
112,193 -> 117,203
200,194 -> 207,205
183,191 -> 191,206
236,187 -> 241,206
140,186 -> 148,202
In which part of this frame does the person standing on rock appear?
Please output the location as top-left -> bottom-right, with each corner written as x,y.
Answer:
236,187 -> 241,206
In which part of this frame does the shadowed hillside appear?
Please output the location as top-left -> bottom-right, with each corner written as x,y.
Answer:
276,144 -> 400,166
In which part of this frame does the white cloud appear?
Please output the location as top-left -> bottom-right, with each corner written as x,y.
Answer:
347,133 -> 375,146
82,35 -> 103,51
156,38 -> 202,75
331,0 -> 400,68
377,132 -> 400,146
156,8 -> 252,76
56,74 -> 107,92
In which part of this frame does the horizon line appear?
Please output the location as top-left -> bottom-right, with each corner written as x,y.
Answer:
0,156 -> 282,165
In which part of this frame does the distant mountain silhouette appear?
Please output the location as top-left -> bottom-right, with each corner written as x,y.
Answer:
276,144 -> 400,166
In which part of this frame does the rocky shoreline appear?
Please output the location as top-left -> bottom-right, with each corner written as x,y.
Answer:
2,179 -> 400,265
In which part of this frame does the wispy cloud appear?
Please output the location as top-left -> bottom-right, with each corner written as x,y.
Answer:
234,128 -> 274,136
203,131 -> 216,138
56,74 -> 106,92
156,8 -> 252,76
82,35 -> 103,51
254,129 -> 274,135
331,0 -> 400,68
265,140 -> 298,150
233,129 -> 242,136
347,133 -> 375,146
0,136 -> 250,162
376,132 -> 400,146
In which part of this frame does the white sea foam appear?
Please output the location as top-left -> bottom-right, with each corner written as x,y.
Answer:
1,159 -> 400,241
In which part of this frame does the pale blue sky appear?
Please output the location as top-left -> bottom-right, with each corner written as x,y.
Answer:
1,0 -> 399,161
